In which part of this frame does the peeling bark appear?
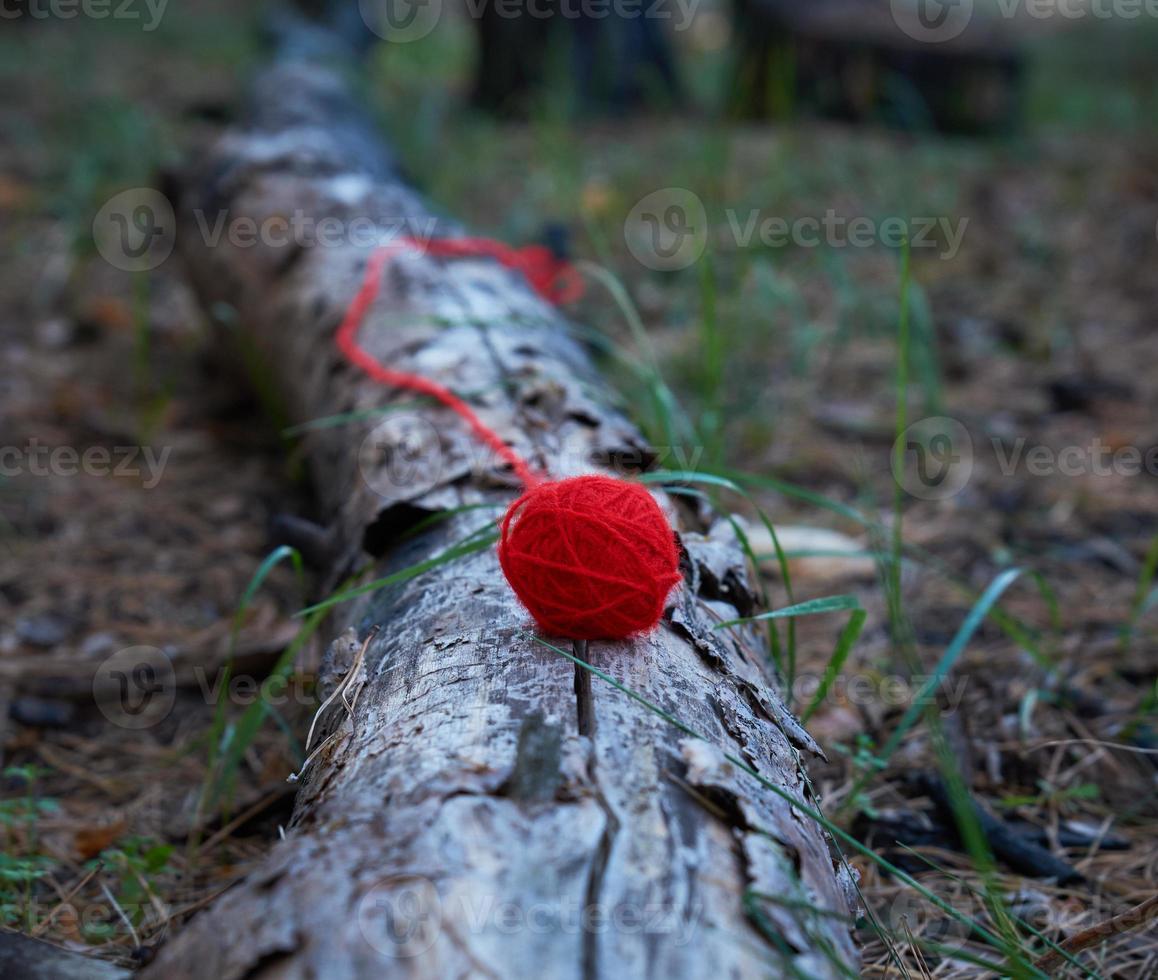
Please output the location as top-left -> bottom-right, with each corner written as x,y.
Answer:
146,26 -> 859,980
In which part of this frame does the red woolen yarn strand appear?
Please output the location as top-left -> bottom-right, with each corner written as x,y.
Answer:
336,238 -> 681,641
336,242 -> 540,487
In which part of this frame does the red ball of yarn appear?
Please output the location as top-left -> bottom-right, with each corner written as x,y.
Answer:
498,475 -> 682,641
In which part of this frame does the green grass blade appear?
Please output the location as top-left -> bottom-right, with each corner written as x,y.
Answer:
399,502 -> 505,540
716,594 -> 860,628
529,633 -> 1046,974
877,567 -> 1025,766
233,545 -> 304,641
697,253 -> 724,466
1121,532 -> 1158,650
212,602 -> 332,805
577,260 -> 696,450
713,467 -> 868,525
892,843 -> 1105,979
641,469 -> 800,677
297,528 -> 498,616
801,609 -> 867,724
888,237 -> 911,651
193,544 -> 306,854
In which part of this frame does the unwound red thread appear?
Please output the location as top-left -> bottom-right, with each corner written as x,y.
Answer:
335,237 -> 680,640
334,239 -> 545,488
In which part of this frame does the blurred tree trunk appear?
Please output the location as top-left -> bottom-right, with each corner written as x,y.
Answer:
730,0 -> 1022,133
145,21 -> 857,980
473,6 -> 682,115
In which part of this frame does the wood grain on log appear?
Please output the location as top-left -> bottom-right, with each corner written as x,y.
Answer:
147,24 -> 859,980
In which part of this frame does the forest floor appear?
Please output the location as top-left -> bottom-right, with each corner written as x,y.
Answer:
1,2 -> 1156,976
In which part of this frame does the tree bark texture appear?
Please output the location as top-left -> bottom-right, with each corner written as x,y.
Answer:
145,29 -> 860,980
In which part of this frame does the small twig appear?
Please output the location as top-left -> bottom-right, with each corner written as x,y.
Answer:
661,768 -> 729,822
918,772 -> 1084,885
149,878 -> 241,934
302,627 -> 375,755
32,862 -> 103,937
1033,893 -> 1158,974
900,915 -> 932,980
288,627 -> 375,782
130,864 -> 170,943
1027,738 -> 1158,756
199,785 -> 294,855
287,730 -> 347,783
99,878 -> 140,949
573,639 -> 594,737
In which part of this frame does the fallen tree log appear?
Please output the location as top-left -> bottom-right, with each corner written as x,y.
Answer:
146,19 -> 859,979
0,932 -> 130,980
